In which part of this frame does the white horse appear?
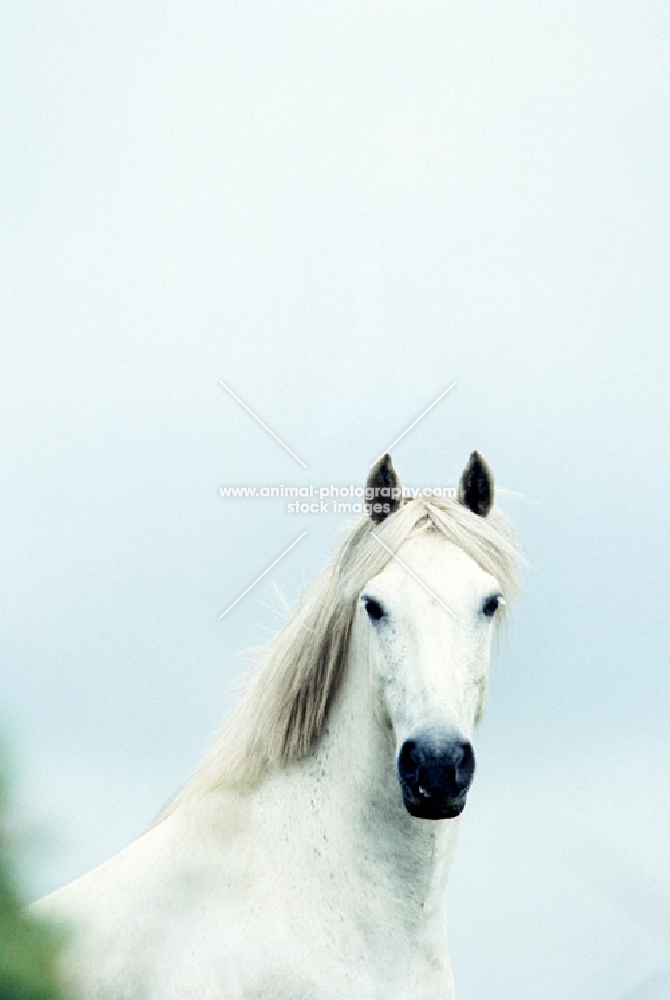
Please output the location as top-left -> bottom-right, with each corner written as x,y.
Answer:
35,451 -> 521,1000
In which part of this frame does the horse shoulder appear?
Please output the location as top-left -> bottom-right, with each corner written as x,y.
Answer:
33,789 -> 256,998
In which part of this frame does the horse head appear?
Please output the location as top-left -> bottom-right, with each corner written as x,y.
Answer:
361,451 -> 503,820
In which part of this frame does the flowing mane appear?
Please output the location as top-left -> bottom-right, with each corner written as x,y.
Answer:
156,495 -> 522,822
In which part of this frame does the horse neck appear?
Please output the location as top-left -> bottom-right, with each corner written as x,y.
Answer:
271,612 -> 461,924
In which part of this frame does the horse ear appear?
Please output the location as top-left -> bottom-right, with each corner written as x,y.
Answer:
458,450 -> 494,517
366,453 -> 402,524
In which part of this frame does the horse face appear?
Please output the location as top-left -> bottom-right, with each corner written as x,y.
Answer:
360,533 -> 502,820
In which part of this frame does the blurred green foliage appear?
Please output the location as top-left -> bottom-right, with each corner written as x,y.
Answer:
0,746 -> 67,1000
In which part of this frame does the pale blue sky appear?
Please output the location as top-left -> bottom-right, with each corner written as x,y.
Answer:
1,4 -> 669,998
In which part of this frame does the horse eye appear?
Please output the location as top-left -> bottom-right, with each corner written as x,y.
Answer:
482,595 -> 501,618
363,597 -> 385,622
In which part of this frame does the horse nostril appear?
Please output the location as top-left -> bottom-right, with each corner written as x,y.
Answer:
399,740 -> 420,779
453,740 -> 475,790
